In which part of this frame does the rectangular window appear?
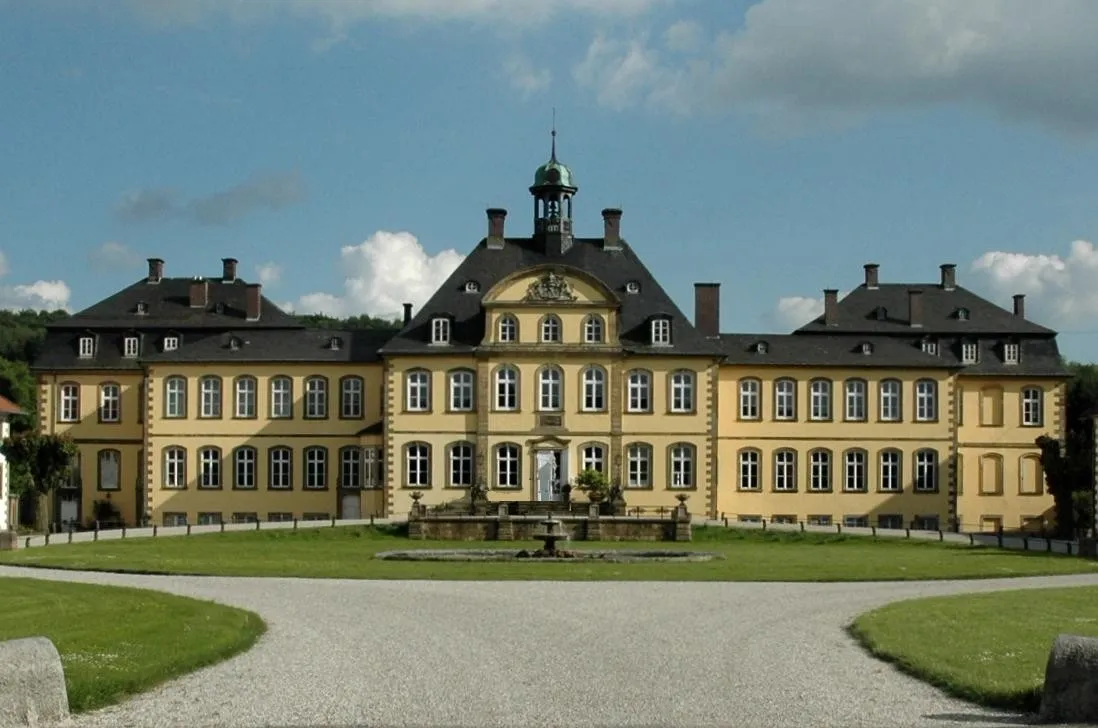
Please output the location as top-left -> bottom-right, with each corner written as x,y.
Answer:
449,444 -> 473,488
304,448 -> 327,489
651,319 -> 671,345
809,451 -> 831,491
844,451 -> 866,492
199,449 -> 221,488
98,450 -> 120,490
406,371 -> 430,412
99,384 -> 120,423
268,512 -> 293,523
1003,343 -> 1020,364
879,451 -> 901,492
877,514 -> 903,530
164,378 -> 186,418
961,342 -> 978,364
626,444 -> 650,488
407,445 -> 430,487
197,512 -> 222,526
341,448 -> 362,488
915,380 -> 937,422
431,318 -> 451,344
739,380 -> 760,419
164,448 -> 186,489
269,449 -> 292,489
235,378 -> 256,418
232,512 -> 258,524
843,515 -> 869,528
200,378 -> 221,418
496,368 -> 517,411
1022,388 -> 1043,426
59,384 -> 80,422
123,337 -> 139,358
270,378 -> 293,418
879,380 -> 901,421
670,372 -> 694,413
364,448 -> 382,488
844,380 -> 866,421
78,336 -> 94,358
627,371 -> 651,412
774,451 -> 796,491
235,449 -> 256,489
739,450 -> 760,490
341,378 -> 364,418
449,372 -> 474,411
774,380 -> 796,420
810,380 -> 831,420
163,512 -> 187,527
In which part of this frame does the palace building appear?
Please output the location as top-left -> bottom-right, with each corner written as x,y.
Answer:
31,143 -> 1068,533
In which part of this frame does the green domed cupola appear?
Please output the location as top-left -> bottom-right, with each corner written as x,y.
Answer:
530,125 -> 577,256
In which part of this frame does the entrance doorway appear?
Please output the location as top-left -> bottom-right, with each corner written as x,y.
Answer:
535,449 -> 566,502
340,493 -> 361,520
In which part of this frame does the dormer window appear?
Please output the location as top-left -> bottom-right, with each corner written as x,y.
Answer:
78,336 -> 94,358
875,307 -> 887,321
625,281 -> 640,294
1003,342 -> 1020,364
464,281 -> 480,294
163,336 -> 179,352
135,301 -> 148,315
214,302 -> 226,314
228,336 -> 242,350
650,318 -> 671,346
755,341 -> 768,354
860,342 -> 873,355
431,317 -> 451,345
956,307 -> 970,321
921,338 -> 938,355
961,341 -> 978,364
123,336 -> 139,358
328,336 -> 343,351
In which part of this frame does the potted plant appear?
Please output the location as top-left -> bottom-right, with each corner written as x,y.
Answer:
574,468 -> 610,503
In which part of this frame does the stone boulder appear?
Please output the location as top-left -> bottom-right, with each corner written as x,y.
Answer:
1039,633 -> 1098,723
0,637 -> 69,726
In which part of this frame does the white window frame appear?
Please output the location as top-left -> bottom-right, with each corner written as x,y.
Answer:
199,377 -> 222,418
627,370 -> 651,413
304,377 -> 327,418
98,449 -> 120,490
739,379 -> 760,420
774,450 -> 796,491
406,370 -> 430,412
340,447 -> 362,488
234,447 -> 256,489
449,370 -> 474,412
809,379 -> 831,421
961,341 -> 978,364
59,383 -> 80,422
363,448 -> 382,488
164,447 -> 186,489
914,449 -> 938,492
915,379 -> 937,422
235,377 -> 257,418
449,442 -> 474,488
879,450 -> 901,492
341,377 -> 363,418
809,450 -> 831,492
921,339 -> 938,355
626,443 -> 651,488
650,318 -> 671,346
583,315 -> 604,344
774,379 -> 796,420
582,443 -> 606,473
304,447 -> 327,489
269,447 -> 292,489
99,383 -> 120,423
164,377 -> 185,418
540,315 -> 561,343
844,450 -> 867,492
123,336 -> 139,358
406,443 -> 430,487
1022,387 -> 1043,426
78,336 -> 94,358
163,336 -> 179,352
669,444 -> 694,488
199,447 -> 221,488
1004,342 -> 1020,364
495,366 -> 518,411
538,367 -> 562,411
498,315 -> 517,343
670,371 -> 694,413
431,317 -> 451,345
844,379 -> 866,421
496,444 -> 520,488
270,377 -> 293,418
879,379 -> 901,422
739,450 -> 760,490
582,367 -> 606,411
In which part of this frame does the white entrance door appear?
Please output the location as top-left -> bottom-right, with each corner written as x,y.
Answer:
59,495 -> 79,527
536,451 -> 558,502
340,493 -> 361,520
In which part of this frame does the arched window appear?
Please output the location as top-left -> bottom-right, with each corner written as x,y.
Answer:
405,442 -> 431,487
581,442 -> 607,473
915,379 -> 938,422
495,365 -> 519,411
808,449 -> 832,491
540,314 -> 562,343
498,314 -> 518,343
163,446 -> 186,489
199,376 -> 222,418
269,376 -> 293,419
538,366 -> 562,411
1020,454 -> 1043,495
234,376 -> 257,418
626,370 -> 652,413
233,446 -> 257,489
448,369 -> 475,412
581,366 -> 606,411
583,315 -> 604,344
738,449 -> 761,490
448,442 -> 474,488
198,446 -> 222,488
304,376 -> 328,418
405,369 -> 431,412
625,443 -> 652,488
340,376 -> 364,418
739,378 -> 761,420
495,443 -> 520,488
669,370 -> 695,413
669,443 -> 695,488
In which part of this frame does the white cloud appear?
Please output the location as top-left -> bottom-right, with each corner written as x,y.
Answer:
0,249 -> 71,311
289,230 -> 463,318
255,262 -> 282,287
503,55 -> 551,97
971,240 -> 1098,324
89,241 -> 141,268
768,294 -> 826,331
574,0 -> 1098,134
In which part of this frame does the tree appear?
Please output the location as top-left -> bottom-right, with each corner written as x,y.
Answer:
0,357 -> 36,433
0,432 -> 77,530
1036,361 -> 1098,538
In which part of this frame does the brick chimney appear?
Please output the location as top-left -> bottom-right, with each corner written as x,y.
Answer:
940,264 -> 957,290
403,302 -> 413,326
189,278 -> 208,309
863,263 -> 879,289
245,283 -> 261,321
694,283 -> 720,338
486,208 -> 507,250
602,208 -> 623,250
147,258 -> 164,284
1013,293 -> 1026,319
908,289 -> 924,327
823,289 -> 839,326
222,257 -> 238,282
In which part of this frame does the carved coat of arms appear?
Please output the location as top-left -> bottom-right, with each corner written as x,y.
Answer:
524,272 -> 577,302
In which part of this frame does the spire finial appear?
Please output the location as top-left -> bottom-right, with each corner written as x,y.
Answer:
550,107 -> 557,161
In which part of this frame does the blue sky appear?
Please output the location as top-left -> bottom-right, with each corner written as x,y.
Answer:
5,0 -> 1098,360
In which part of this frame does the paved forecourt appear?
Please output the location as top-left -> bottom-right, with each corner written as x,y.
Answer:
3,566 -> 1098,728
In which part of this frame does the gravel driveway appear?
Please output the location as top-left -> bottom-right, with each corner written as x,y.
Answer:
4,566 -> 1098,728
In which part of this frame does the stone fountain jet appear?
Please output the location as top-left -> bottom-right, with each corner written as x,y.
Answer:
521,513 -> 576,559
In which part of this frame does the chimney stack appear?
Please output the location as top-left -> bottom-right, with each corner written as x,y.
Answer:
940,263 -> 957,290
486,208 -> 507,250
863,263 -> 879,289
147,258 -> 164,284
402,302 -> 413,326
602,208 -> 623,250
908,289 -> 924,327
693,283 -> 720,338
823,289 -> 839,326
222,257 -> 238,282
245,283 -> 261,321
189,278 -> 208,309
1013,293 -> 1026,319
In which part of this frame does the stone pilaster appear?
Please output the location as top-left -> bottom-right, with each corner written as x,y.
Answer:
586,503 -> 602,541
476,359 -> 492,485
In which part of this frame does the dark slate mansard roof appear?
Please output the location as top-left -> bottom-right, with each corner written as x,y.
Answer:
718,334 -> 957,370
381,236 -> 723,357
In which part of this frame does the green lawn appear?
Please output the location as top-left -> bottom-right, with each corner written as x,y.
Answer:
850,586 -> 1098,712
1,525 -> 1095,581
0,577 -> 265,713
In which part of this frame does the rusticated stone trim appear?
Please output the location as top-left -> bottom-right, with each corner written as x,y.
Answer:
383,363 -> 397,518
475,359 -> 491,485
946,376 -> 959,531
609,361 -> 623,486
705,362 -> 719,519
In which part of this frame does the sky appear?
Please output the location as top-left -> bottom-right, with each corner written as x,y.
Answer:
5,0 -> 1098,360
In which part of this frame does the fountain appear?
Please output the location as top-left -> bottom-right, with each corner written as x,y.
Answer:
517,513 -> 576,559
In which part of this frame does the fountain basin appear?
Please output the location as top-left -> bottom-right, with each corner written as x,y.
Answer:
374,549 -> 723,563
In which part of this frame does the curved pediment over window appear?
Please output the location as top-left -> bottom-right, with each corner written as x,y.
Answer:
482,265 -> 619,306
